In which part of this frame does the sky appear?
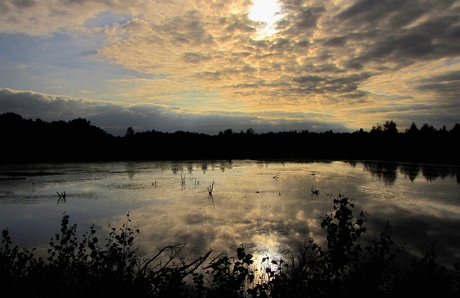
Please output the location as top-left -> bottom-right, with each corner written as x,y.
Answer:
0,0 -> 459,136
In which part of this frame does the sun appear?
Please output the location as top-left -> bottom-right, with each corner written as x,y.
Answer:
249,0 -> 284,38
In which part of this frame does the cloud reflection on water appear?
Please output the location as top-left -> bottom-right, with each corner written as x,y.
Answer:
1,160 -> 459,267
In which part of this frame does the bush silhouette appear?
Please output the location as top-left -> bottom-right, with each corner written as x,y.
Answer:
1,196 -> 459,297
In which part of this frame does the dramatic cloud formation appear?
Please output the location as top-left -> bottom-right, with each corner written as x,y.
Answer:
0,0 -> 459,135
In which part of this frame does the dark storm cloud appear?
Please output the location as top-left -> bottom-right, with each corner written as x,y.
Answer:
223,13 -> 257,34
0,88 -> 175,135
12,0 -> 36,8
332,0 -> 460,69
291,73 -> 372,95
337,0 -> 425,28
280,2 -> 325,37
0,88 -> 349,136
0,88 -> 95,118
154,10 -> 214,46
416,70 -> 460,100
322,36 -> 347,47
183,52 -> 211,63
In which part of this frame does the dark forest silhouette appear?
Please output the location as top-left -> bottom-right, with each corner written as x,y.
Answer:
1,112 -> 459,165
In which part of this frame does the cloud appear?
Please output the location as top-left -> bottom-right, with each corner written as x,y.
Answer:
0,0 -> 163,36
417,70 -> 460,100
332,0 -> 460,68
0,88 -> 349,136
0,0 -> 459,133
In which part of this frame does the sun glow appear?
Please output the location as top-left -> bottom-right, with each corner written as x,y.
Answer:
249,0 -> 284,38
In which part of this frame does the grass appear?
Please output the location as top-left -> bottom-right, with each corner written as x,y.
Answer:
1,195 -> 459,297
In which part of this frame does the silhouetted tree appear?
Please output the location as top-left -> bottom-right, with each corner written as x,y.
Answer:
125,127 -> 135,138
420,123 -> 437,134
451,123 -> 460,135
1,112 -> 458,165
245,128 -> 255,135
406,122 -> 419,134
370,123 -> 383,134
383,120 -> 398,134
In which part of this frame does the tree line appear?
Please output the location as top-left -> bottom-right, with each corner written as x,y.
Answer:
1,112 -> 459,165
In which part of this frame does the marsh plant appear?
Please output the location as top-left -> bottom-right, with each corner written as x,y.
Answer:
207,181 -> 214,195
1,196 -> 459,297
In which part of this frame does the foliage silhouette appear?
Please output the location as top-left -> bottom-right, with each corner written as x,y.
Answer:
1,195 -> 459,297
1,112 -> 459,165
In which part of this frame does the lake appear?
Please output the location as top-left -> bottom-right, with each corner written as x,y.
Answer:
1,160 -> 459,268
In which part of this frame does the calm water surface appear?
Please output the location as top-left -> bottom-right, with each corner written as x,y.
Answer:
1,160 -> 459,266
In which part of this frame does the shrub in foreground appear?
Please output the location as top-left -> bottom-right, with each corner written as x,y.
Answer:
1,196 -> 459,297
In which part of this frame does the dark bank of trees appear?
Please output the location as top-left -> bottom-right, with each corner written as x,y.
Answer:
1,112 -> 459,165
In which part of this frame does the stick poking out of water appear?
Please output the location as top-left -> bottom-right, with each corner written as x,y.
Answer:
207,181 -> 214,195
